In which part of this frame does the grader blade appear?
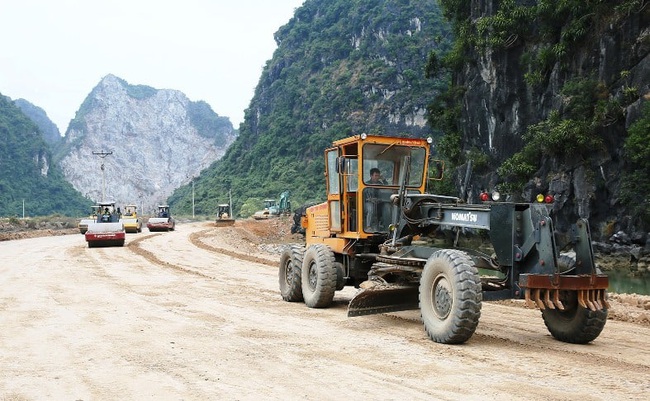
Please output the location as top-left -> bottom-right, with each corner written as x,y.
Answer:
347,285 -> 419,317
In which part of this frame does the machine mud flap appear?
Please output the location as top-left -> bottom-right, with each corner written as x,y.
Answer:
347,284 -> 419,317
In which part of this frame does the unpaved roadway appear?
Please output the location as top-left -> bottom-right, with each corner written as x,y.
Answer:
1,220 -> 649,400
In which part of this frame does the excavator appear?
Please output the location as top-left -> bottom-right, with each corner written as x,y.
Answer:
253,191 -> 291,220
279,134 -> 609,345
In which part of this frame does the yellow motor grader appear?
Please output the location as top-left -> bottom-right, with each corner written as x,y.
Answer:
279,134 -> 609,344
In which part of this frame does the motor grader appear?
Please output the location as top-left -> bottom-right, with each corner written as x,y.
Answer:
279,134 -> 609,344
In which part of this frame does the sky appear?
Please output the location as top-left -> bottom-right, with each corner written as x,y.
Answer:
0,0 -> 305,133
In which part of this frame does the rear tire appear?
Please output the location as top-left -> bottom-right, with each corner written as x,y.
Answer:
301,244 -> 337,308
420,249 -> 482,344
279,244 -> 305,302
541,292 -> 607,344
541,255 -> 607,343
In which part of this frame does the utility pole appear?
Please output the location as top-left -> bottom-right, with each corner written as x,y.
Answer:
192,180 -> 195,218
92,150 -> 113,201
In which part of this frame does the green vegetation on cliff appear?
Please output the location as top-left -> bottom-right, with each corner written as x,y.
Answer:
0,94 -> 91,217
169,0 -> 451,216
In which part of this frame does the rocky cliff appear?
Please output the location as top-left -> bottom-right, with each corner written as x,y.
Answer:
57,74 -> 236,214
440,0 -> 649,241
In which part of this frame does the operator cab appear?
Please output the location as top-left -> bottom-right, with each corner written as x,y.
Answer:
157,205 -> 170,218
326,135 -> 430,237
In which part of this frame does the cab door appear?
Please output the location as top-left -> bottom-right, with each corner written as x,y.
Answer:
325,148 -> 342,233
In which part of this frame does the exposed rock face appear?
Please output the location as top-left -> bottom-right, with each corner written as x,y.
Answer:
58,75 -> 236,213
455,1 -> 649,241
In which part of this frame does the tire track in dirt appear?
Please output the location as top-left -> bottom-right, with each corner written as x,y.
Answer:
188,228 -> 278,267
126,233 -> 217,279
75,230 -> 650,377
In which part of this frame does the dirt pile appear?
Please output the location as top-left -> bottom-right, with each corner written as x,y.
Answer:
0,217 -> 78,241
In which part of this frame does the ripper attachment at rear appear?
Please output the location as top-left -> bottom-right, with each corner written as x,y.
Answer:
278,134 -> 608,345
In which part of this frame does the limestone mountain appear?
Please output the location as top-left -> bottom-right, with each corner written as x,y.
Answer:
163,0 -> 647,244
56,74 -> 237,214
0,93 -> 89,217
168,0 -> 452,214
13,99 -> 62,146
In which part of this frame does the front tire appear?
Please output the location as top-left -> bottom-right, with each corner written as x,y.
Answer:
301,244 -> 337,308
420,249 -> 482,344
279,244 -> 305,302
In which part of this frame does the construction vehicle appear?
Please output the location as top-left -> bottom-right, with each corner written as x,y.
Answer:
279,134 -> 609,344
78,205 -> 100,234
85,201 -> 125,247
147,205 -> 175,232
215,190 -> 235,226
253,191 -> 291,220
216,204 -> 235,226
119,204 -> 142,233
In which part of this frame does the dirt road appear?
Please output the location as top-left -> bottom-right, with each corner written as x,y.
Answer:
1,220 -> 649,400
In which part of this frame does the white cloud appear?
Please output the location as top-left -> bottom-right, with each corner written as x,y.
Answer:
0,0 -> 304,133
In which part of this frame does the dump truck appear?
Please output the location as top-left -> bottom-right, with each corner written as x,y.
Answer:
78,205 -> 100,234
253,191 -> 291,220
85,201 -> 125,247
279,134 -> 609,345
147,205 -> 175,232
119,204 -> 142,233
